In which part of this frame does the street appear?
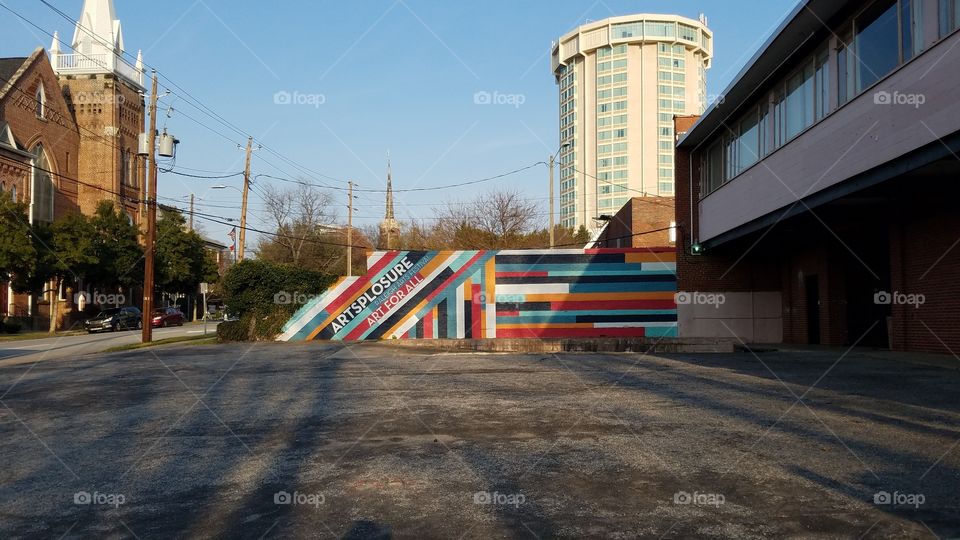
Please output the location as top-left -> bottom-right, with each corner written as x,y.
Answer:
0,324 -> 217,366
0,342 -> 957,538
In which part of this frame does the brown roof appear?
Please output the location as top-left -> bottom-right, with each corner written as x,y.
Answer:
0,57 -> 29,85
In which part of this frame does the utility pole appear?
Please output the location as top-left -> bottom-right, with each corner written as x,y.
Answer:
549,153 -> 556,249
347,181 -> 353,277
141,70 -> 159,343
238,136 -> 253,262
188,193 -> 194,231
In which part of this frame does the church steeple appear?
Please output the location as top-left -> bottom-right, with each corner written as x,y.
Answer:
379,151 -> 401,250
385,153 -> 395,221
51,0 -> 143,89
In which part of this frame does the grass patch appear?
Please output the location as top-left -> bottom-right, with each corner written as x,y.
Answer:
103,334 -> 217,353
0,330 -> 87,342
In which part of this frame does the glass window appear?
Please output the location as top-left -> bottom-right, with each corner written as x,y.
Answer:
612,22 -> 642,39
855,0 -> 899,92
814,49 -> 830,121
31,144 -> 53,222
705,141 -> 724,195
645,22 -> 676,38
736,111 -> 760,174
35,84 -> 45,119
838,30 -> 854,105
940,0 -> 960,36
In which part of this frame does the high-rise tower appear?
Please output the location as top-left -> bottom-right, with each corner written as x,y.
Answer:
552,14 -> 712,232
379,153 -> 401,249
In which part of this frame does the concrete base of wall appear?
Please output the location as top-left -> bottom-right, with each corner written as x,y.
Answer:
678,291 -> 783,342
373,337 -> 735,354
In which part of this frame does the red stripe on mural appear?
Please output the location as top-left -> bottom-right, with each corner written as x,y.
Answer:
495,272 -> 549,278
496,327 -> 648,339
496,311 -> 520,317
422,311 -> 433,339
549,300 -> 677,310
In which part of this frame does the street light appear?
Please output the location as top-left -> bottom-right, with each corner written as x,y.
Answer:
549,142 -> 572,248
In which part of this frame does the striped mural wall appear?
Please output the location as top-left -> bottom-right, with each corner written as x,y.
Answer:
277,248 -> 677,342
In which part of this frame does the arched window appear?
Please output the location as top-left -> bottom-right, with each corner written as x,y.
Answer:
30,144 -> 54,222
35,84 -> 45,119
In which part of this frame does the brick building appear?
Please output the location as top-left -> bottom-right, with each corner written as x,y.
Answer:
674,0 -> 960,354
592,196 -> 676,248
0,0 -> 146,324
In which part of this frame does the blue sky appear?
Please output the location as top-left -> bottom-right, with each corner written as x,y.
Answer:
2,0 -> 798,246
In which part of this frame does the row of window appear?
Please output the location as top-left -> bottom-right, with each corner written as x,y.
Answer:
597,73 -> 628,85
599,142 -> 628,154
596,44 -> 629,58
609,21 -> 708,46
597,114 -> 627,127
597,87 -> 628,99
701,0 -> 940,197
597,128 -> 628,140
597,59 -> 628,72
597,101 -> 627,113
598,156 -> 629,168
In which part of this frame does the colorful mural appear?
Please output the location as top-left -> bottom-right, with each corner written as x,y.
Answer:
277,248 -> 678,341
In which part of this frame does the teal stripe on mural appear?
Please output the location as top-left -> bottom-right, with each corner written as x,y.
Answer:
569,282 -> 676,293
518,309 -> 677,317
644,325 -> 679,338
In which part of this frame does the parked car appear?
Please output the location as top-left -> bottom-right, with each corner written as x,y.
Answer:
85,307 -> 142,333
151,307 -> 185,328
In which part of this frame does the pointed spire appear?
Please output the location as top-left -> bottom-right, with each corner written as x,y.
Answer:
50,31 -> 62,55
135,49 -> 143,72
72,0 -> 122,53
385,150 -> 395,221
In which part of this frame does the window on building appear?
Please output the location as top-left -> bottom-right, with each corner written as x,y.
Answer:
814,49 -> 830,121
659,181 -> 674,194
612,22 -> 642,39
679,24 -> 698,42
703,140 -> 725,196
35,84 -> 45,119
31,144 -> 54,222
940,0 -> 960,36
646,22 -> 676,38
856,0 -> 900,92
733,109 -> 761,175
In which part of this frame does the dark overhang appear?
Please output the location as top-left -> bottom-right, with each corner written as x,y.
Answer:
677,0 -> 851,151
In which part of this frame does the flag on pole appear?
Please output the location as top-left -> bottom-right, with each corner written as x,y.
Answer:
228,227 -> 236,252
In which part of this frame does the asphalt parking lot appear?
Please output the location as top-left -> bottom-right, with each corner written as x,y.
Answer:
1,342 -> 958,539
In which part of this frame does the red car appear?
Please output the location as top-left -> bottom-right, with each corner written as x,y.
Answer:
151,307 -> 185,327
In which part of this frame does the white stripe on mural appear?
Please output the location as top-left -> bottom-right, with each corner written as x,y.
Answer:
385,251 -> 462,339
641,262 -> 677,272
455,283 -> 465,339
277,277 -> 359,341
495,283 -> 570,295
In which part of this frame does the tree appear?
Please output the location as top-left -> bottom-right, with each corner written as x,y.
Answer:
0,192 -> 36,283
155,208 -> 219,296
88,201 -> 143,291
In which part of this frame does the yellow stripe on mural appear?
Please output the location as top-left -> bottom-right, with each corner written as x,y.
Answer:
380,251 -> 461,339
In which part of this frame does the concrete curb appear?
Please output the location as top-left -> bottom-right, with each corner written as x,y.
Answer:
375,337 -> 736,353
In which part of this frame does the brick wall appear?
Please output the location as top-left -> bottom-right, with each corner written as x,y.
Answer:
594,197 -> 675,248
61,72 -> 145,220
0,50 -> 80,217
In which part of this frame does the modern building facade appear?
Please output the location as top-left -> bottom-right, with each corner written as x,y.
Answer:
551,14 -> 713,232
674,0 -> 960,353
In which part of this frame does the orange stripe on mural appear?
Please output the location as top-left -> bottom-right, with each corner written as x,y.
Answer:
624,252 -> 677,263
